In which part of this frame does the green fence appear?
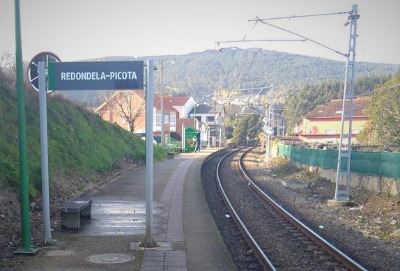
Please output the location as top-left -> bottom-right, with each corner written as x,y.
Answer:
278,145 -> 400,180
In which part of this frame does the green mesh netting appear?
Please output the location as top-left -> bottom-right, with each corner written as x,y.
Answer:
278,145 -> 400,179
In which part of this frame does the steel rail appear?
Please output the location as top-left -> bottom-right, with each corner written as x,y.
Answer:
216,148 -> 277,271
238,147 -> 368,271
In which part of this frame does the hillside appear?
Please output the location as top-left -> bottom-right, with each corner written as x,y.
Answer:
60,48 -> 400,106
0,81 -> 169,197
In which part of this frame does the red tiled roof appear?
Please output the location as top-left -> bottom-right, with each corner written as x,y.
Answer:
304,97 -> 370,119
169,96 -> 190,106
154,95 -> 190,112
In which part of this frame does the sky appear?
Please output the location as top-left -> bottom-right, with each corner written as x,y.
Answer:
1,0 -> 400,64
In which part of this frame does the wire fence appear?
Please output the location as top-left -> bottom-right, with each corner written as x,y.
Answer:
278,144 -> 400,180
281,141 -> 400,153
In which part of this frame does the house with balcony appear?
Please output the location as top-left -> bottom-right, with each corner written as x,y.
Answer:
298,97 -> 370,144
190,103 -> 225,147
159,95 -> 196,141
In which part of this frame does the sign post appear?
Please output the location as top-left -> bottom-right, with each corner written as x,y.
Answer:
28,52 -> 61,245
38,61 -> 53,244
47,60 -> 157,248
142,60 -> 156,247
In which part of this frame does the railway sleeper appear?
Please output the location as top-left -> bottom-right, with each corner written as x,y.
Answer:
324,260 -> 344,268
306,244 -> 319,250
319,254 -> 335,261
313,249 -> 327,256
301,240 -> 314,245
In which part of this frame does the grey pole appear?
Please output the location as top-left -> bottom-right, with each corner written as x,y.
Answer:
143,60 -> 155,247
219,127 -> 222,148
160,60 -> 165,146
265,94 -> 272,163
38,61 -> 52,244
207,128 -> 211,149
182,124 -> 185,152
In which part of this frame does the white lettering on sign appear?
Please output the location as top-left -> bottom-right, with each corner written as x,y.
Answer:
60,71 -> 138,81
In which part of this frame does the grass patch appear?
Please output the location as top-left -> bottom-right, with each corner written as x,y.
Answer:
270,156 -> 299,177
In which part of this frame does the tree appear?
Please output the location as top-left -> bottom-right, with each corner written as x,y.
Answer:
106,91 -> 145,133
0,52 -> 16,89
232,114 -> 262,145
357,73 -> 400,146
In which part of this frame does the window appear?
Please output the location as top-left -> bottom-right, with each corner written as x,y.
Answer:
206,116 -> 215,122
170,112 -> 176,128
156,111 -> 161,126
325,129 -> 336,135
164,114 -> 169,125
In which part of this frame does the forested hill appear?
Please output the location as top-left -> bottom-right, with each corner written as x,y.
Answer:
62,48 -> 400,105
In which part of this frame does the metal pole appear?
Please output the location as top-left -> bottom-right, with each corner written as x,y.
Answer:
334,5 -> 359,202
160,60 -> 164,146
38,62 -> 52,244
182,124 -> 185,153
143,60 -> 156,247
265,94 -> 272,163
193,105 -> 196,128
14,0 -> 38,254
219,127 -> 222,148
207,127 -> 211,149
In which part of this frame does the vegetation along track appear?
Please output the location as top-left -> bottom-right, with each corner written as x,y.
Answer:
202,147 -> 368,270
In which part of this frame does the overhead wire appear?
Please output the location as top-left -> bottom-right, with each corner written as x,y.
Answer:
253,17 -> 347,57
214,8 -> 356,104
249,11 -> 350,22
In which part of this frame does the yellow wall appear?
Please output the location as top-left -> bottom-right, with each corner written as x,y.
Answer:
302,118 -> 368,135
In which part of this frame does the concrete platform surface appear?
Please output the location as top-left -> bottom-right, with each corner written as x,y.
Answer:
12,149 -> 235,271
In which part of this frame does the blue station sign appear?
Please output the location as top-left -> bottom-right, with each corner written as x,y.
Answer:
48,61 -> 144,91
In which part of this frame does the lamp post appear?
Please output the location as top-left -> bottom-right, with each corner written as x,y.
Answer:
160,60 -> 165,146
158,60 -> 176,146
215,113 -> 224,148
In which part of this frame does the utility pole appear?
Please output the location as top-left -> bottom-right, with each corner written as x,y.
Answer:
263,93 -> 273,163
246,6 -> 359,202
333,5 -> 360,202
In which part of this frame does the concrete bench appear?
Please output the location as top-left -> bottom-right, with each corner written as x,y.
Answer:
60,199 -> 92,231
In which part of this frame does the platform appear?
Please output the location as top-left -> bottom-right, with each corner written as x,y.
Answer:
13,149 -> 235,270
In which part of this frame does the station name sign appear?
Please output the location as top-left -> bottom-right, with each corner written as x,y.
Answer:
48,61 -> 144,91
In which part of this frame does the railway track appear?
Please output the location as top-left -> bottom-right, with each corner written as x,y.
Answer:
214,147 -> 367,270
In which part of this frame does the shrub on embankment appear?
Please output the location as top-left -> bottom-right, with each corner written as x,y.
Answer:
0,82 -> 164,197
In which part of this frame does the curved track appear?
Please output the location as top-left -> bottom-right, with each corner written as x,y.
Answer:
216,147 -> 367,270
